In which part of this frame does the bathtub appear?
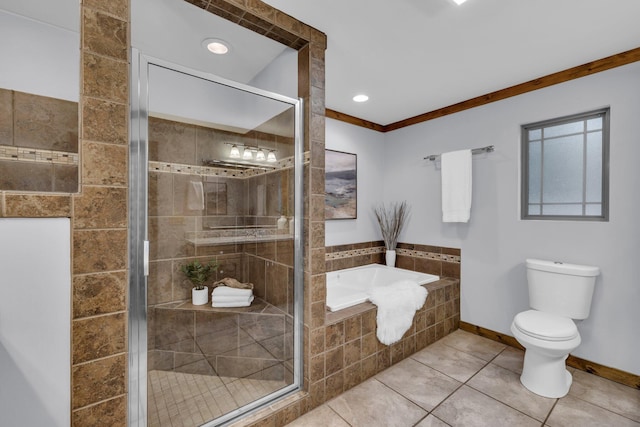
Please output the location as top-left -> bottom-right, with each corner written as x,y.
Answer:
326,264 -> 440,312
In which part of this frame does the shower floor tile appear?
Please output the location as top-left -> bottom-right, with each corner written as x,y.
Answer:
148,370 -> 287,427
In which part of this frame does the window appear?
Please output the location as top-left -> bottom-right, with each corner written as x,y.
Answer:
521,108 -> 609,220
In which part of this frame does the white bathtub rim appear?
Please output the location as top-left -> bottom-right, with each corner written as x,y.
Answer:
326,263 -> 439,312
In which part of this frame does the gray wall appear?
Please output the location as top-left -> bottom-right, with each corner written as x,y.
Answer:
325,62 -> 640,375
0,218 -> 71,426
325,118 -> 385,246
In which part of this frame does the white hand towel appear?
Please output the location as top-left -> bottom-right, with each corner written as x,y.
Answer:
212,286 -> 253,298
369,280 -> 428,346
212,296 -> 254,308
188,181 -> 204,210
441,149 -> 472,222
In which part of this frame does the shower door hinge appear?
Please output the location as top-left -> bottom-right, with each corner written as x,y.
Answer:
143,240 -> 150,277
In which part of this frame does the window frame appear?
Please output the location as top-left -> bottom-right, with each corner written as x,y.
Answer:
521,108 -> 610,221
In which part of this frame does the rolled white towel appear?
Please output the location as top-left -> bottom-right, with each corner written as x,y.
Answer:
212,286 -> 253,298
212,296 -> 254,308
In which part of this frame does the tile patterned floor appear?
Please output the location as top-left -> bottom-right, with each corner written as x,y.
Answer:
287,330 -> 640,427
148,370 -> 287,427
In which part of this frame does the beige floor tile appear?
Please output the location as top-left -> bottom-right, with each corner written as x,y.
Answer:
433,385 -> 540,427
286,405 -> 350,427
468,363 -> 556,421
437,329 -> 506,361
492,346 -> 524,374
568,369 -> 640,422
376,358 -> 462,411
327,378 -> 427,427
415,414 -> 452,426
546,395 -> 640,427
411,340 -> 487,382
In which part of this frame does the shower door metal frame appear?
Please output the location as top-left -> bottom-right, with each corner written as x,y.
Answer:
128,50 -> 305,427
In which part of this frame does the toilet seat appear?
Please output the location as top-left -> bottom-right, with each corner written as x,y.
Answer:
513,310 -> 578,341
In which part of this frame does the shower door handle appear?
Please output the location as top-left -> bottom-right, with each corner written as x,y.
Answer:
143,240 -> 150,277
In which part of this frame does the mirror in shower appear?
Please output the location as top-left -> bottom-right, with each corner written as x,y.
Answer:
0,0 -> 79,192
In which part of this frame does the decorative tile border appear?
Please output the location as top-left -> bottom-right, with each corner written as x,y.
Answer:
397,248 -> 461,264
148,152 -> 310,179
325,246 -> 384,260
0,145 -> 78,165
325,245 -> 461,264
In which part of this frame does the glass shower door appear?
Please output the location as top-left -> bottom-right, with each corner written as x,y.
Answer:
130,54 -> 303,427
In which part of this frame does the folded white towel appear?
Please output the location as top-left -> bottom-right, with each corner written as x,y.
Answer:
369,280 -> 428,345
212,296 -> 254,308
211,295 -> 254,303
188,181 -> 204,210
441,149 -> 472,223
212,286 -> 253,298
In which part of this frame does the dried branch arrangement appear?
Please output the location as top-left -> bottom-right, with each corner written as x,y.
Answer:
373,201 -> 409,250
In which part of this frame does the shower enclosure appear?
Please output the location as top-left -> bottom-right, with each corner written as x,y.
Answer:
129,53 -> 303,426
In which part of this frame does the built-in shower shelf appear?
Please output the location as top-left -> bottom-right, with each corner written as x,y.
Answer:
186,233 -> 293,246
158,296 -> 289,316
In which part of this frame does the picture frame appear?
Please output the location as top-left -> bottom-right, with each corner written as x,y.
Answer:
325,149 -> 357,219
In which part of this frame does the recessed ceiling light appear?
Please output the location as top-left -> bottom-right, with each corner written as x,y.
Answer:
452,0 -> 468,5
353,94 -> 369,103
202,38 -> 230,55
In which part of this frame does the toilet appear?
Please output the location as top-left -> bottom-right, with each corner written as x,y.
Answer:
511,258 -> 599,398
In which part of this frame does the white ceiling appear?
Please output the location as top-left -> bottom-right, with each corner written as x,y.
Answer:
263,0 -> 640,126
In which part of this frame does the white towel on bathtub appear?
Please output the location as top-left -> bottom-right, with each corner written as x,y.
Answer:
369,280 -> 428,346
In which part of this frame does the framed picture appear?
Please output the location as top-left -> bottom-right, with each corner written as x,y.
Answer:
325,149 -> 357,219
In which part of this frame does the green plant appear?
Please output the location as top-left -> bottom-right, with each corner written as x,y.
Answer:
180,260 -> 218,290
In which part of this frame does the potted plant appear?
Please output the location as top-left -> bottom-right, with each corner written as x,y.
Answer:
181,259 -> 218,305
373,201 -> 409,267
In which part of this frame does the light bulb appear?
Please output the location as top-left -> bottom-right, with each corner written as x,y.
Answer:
267,150 -> 277,162
256,149 -> 266,161
229,145 -> 240,158
243,147 -> 253,160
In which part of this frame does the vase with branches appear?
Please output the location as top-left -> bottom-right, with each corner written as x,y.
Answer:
373,201 -> 409,266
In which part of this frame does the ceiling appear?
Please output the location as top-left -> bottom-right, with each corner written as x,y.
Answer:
263,0 -> 640,126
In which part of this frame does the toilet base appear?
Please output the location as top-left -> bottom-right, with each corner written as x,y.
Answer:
520,349 -> 573,398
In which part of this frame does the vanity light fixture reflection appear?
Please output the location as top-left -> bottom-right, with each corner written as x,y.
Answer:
225,143 -> 277,162
229,144 -> 241,158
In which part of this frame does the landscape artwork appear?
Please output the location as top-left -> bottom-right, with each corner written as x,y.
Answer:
325,149 -> 357,219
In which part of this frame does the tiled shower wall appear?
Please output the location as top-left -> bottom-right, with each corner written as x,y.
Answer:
0,88 -> 78,192
147,115 -> 297,380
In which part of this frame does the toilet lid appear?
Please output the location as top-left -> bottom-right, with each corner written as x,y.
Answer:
514,310 -> 578,341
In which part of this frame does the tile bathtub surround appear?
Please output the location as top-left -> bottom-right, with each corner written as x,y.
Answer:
320,278 -> 460,389
325,241 -> 461,279
287,329 -> 640,427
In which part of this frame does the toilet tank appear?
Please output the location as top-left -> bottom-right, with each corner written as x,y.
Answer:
526,259 -> 600,319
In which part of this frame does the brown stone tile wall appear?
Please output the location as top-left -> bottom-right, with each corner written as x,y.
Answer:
2,0 -> 325,425
0,89 -> 78,192
70,1 -> 130,425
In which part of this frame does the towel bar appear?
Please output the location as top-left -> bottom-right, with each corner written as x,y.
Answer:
424,145 -> 494,161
